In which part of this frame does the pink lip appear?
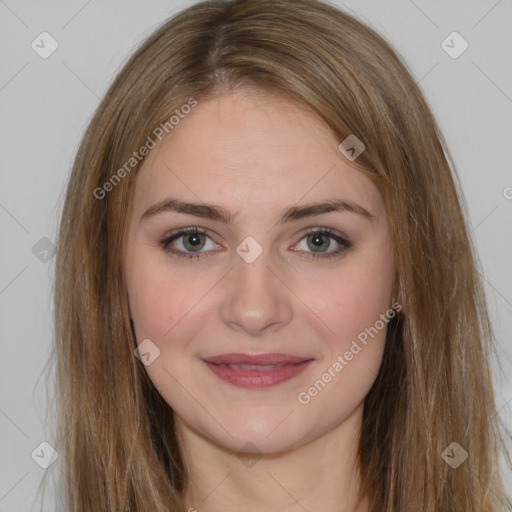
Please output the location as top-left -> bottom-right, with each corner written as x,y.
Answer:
204,353 -> 313,365
202,353 -> 314,388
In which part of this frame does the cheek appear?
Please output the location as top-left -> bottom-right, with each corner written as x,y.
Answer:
126,248 -> 222,354
296,261 -> 393,413
126,249 -> 190,342
304,245 -> 393,407
127,269 -> 170,340
304,248 -> 393,353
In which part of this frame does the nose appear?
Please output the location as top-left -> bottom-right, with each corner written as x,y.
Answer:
219,249 -> 293,337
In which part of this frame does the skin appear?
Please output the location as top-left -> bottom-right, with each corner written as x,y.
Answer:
125,89 -> 394,512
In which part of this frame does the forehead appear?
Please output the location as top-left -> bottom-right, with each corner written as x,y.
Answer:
131,90 -> 384,220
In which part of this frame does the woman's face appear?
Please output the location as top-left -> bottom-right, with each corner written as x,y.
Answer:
125,89 -> 394,454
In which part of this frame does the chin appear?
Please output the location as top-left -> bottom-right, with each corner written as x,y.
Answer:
196,408 -> 318,456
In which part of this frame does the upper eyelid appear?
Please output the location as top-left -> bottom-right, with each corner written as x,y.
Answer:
164,227 -> 217,244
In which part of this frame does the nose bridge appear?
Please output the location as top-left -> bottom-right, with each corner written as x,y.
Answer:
219,239 -> 292,335
234,247 -> 275,297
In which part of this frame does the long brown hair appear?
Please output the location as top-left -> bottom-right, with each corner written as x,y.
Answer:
50,0 -> 511,510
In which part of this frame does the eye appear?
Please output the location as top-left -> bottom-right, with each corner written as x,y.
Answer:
291,228 -> 351,259
160,227 -> 220,259
160,227 -> 351,260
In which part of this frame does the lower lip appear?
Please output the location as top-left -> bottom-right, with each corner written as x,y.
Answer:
202,360 -> 313,388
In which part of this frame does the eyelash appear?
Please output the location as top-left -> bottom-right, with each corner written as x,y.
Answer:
159,226 -> 351,261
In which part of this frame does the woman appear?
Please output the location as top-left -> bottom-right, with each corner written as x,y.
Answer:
52,0 -> 511,510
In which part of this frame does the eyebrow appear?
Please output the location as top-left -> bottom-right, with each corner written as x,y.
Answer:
140,197 -> 375,224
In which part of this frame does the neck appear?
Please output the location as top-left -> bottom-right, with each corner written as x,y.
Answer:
176,403 -> 368,512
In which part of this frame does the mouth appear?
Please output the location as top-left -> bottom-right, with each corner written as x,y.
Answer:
201,353 -> 314,388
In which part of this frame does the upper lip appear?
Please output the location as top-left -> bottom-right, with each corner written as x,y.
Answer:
203,353 -> 313,365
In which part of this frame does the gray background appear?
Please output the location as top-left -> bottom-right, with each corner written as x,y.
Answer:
1,0 -> 511,510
